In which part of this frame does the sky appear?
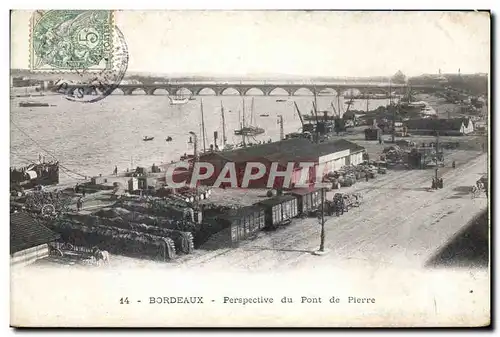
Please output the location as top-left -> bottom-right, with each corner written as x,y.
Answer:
10,10 -> 490,77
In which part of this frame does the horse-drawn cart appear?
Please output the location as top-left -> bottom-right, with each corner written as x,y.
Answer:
326,193 -> 363,216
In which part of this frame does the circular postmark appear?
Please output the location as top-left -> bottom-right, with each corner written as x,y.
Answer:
54,25 -> 129,103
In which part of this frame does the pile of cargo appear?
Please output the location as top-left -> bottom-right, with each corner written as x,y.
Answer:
48,219 -> 177,261
325,192 -> 363,216
323,162 -> 379,189
382,145 -> 408,164
63,212 -> 194,255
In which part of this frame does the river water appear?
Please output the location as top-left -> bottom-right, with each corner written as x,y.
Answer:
10,88 -> 392,184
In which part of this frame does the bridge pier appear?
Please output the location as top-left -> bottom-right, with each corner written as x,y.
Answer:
146,88 -> 156,95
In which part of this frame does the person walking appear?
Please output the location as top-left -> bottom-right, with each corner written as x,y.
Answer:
76,197 -> 83,212
114,166 -> 118,176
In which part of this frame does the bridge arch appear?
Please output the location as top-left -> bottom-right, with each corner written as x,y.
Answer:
292,87 -> 314,96
111,87 -> 125,95
243,87 -> 265,96
317,87 -> 338,96
173,87 -> 194,96
130,88 -> 147,95
340,88 -> 361,97
220,87 -> 241,96
268,87 -> 291,96
150,88 -> 169,95
196,87 -> 217,96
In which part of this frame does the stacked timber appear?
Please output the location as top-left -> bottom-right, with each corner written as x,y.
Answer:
129,223 -> 195,254
72,215 -> 194,254
49,220 -> 176,261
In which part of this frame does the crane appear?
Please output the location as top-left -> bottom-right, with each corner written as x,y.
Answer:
293,101 -> 305,128
277,115 -> 284,140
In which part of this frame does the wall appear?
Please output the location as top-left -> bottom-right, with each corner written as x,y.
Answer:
463,121 -> 474,134
11,243 -> 50,268
350,151 -> 364,165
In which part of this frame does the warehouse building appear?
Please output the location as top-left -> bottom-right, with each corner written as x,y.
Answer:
405,118 -> 474,136
183,138 -> 366,189
10,212 -> 60,267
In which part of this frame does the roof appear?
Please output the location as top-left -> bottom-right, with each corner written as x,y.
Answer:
218,205 -> 265,221
201,138 -> 314,163
201,139 -> 365,165
315,139 -> 365,156
288,187 -> 321,196
258,194 -> 297,207
10,212 -> 60,254
405,118 -> 465,131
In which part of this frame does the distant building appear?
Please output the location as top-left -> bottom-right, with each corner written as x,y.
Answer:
10,212 -> 60,267
12,77 -> 40,88
405,118 -> 474,136
392,70 -> 407,84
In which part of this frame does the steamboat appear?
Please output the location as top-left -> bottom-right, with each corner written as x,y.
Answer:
10,160 -> 60,190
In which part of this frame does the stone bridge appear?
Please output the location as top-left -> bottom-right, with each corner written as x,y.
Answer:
52,81 -> 445,96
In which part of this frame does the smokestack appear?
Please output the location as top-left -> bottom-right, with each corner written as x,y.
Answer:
213,131 -> 218,148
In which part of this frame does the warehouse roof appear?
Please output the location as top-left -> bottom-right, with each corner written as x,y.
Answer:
217,205 -> 265,221
288,187 -> 321,196
405,118 -> 465,131
258,194 -> 297,207
10,212 -> 60,254
201,139 -> 365,164
315,139 -> 366,156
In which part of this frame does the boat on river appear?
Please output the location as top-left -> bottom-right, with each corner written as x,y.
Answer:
10,159 -> 60,190
168,95 -> 189,105
19,101 -> 50,107
234,98 -> 265,136
143,136 -> 154,141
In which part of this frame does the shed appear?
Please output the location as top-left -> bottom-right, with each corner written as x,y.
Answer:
364,128 -> 381,140
203,205 -> 265,247
10,212 -> 60,267
289,188 -> 322,215
258,194 -> 298,228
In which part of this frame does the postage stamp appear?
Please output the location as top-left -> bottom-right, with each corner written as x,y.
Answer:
30,10 -> 114,72
29,10 -> 129,103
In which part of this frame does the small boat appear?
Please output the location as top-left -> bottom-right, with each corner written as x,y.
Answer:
260,114 -> 270,117
168,96 -> 189,105
165,137 -> 173,142
234,126 -> 265,136
19,101 -> 50,107
276,99 -> 287,102
143,136 -> 154,141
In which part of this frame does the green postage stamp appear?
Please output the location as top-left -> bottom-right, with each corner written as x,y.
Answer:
30,10 -> 114,71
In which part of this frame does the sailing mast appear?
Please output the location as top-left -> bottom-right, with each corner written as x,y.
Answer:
337,92 -> 342,118
242,97 -> 246,128
221,101 -> 227,147
331,102 -> 338,118
200,99 -> 207,152
242,98 -> 246,147
250,97 -> 255,125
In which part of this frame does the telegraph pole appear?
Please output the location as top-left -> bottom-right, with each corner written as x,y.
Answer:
436,130 -> 440,179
